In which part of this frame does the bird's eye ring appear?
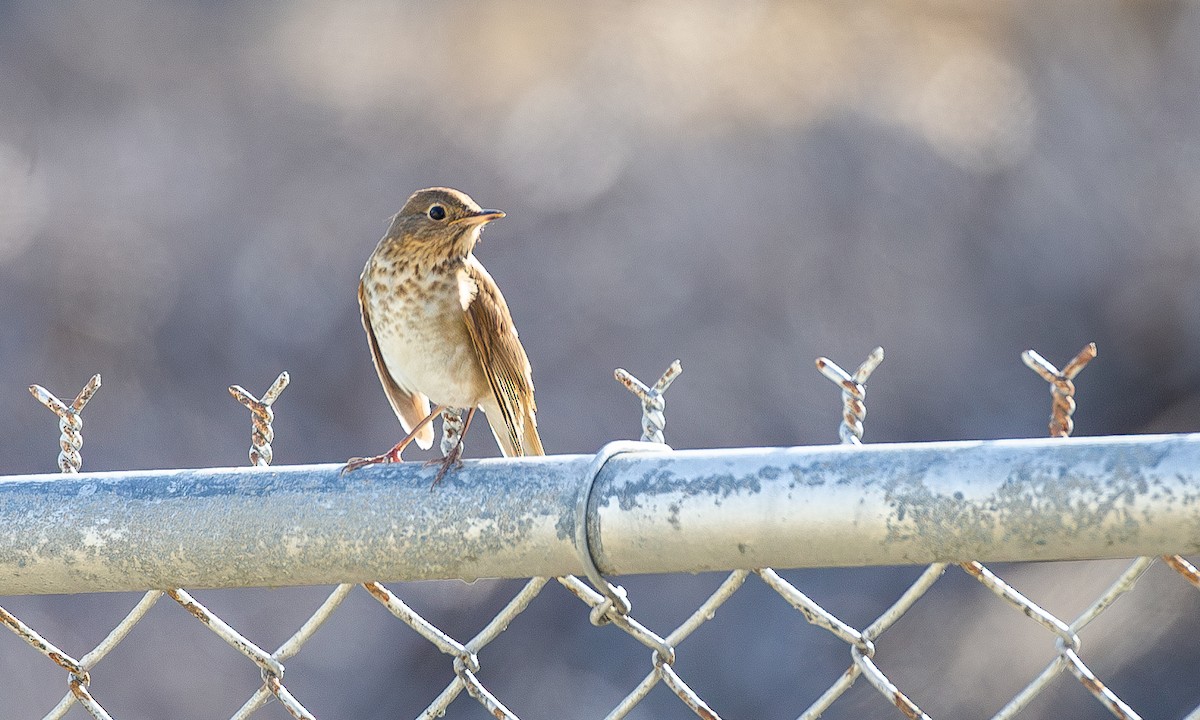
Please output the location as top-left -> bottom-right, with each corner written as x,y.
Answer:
428,205 -> 447,221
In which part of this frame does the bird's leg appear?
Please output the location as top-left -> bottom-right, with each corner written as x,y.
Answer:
343,404 -> 446,474
430,407 -> 477,488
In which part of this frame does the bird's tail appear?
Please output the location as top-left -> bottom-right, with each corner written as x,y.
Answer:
521,418 -> 545,456
485,406 -> 545,457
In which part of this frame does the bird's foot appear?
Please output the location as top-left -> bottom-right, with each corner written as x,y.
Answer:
426,442 -> 464,489
342,445 -> 405,475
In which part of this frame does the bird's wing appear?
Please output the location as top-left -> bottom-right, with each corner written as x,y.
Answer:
461,259 -> 543,456
358,277 -> 434,449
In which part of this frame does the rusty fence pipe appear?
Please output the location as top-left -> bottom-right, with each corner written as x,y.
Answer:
1,433 -> 1199,595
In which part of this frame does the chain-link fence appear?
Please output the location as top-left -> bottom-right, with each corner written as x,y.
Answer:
2,346 -> 1199,719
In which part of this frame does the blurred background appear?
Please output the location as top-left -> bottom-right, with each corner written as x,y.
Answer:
1,0 -> 1199,717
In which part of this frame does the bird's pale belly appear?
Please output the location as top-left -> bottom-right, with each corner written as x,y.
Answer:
369,289 -> 487,409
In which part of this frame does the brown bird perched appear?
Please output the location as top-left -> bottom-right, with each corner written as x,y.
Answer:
345,187 -> 544,483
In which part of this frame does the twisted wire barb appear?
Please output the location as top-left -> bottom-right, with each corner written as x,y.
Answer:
225,370 -> 344,719
792,346 -> 937,719
438,406 -> 464,457
245,384 -> 555,718
585,364 -> 683,622
575,363 -> 684,619
543,361 -> 726,719
28,374 -> 101,473
614,360 -> 682,444
1022,343 -> 1096,438
229,371 -> 289,467
981,342 -> 1142,720
12,373 -> 150,719
816,347 -> 884,444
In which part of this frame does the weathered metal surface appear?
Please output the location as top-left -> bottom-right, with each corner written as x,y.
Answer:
0,455 -> 589,594
593,433 -> 1200,575
0,434 -> 1198,595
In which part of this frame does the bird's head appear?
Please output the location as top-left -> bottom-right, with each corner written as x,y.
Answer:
384,187 -> 505,262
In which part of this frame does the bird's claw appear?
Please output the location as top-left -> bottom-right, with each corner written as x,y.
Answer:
342,446 -> 404,475
342,455 -> 385,475
427,444 -> 464,488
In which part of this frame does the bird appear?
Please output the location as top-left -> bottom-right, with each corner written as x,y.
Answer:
344,187 -> 544,484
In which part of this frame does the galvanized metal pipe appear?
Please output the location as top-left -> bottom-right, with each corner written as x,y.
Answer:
1,434 -> 1198,595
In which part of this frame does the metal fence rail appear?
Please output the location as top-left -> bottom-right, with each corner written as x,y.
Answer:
1,434 -> 1199,594
2,350 -> 1199,720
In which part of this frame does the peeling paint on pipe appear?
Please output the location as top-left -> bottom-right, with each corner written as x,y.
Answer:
1,434 -> 1198,595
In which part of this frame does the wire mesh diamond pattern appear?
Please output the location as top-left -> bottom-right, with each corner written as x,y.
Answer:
2,351 -> 1199,719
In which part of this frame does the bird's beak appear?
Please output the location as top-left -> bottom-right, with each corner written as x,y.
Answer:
454,209 -> 506,226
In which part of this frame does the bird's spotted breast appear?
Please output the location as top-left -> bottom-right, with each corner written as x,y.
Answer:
363,256 -> 487,409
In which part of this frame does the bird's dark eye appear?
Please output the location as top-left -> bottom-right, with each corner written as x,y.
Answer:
428,205 -> 446,221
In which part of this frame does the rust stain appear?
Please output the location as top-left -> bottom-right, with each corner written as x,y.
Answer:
893,691 -> 923,720
168,591 -> 213,625
362,581 -> 389,603
48,651 -> 84,676
1079,674 -> 1104,694
181,601 -> 211,624
693,706 -> 719,720
1163,554 -> 1200,589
